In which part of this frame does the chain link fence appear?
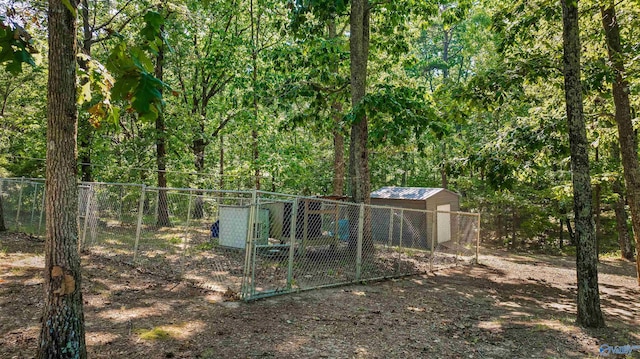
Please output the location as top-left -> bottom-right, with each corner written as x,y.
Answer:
0,177 -> 480,300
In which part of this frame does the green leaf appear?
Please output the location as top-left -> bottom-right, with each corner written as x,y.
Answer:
61,0 -> 78,18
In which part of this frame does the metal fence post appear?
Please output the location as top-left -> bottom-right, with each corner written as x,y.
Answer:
30,183 -> 39,225
81,185 -> 93,251
387,209 -> 393,247
242,189 -> 258,299
181,190 -> 194,274
399,209 -> 404,249
38,189 -> 45,235
134,185 -> 146,262
287,198 -> 298,290
356,203 -> 364,281
476,214 -> 481,264
430,211 -> 437,271
118,185 -> 124,225
16,177 -> 24,229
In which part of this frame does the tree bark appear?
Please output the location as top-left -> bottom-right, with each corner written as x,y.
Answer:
219,134 -> 225,189
329,19 -> 345,197
566,217 -> 575,245
561,0 -> 605,328
613,179 -> 634,260
349,0 -> 370,205
78,0 -> 92,182
155,26 -> 170,227
250,0 -> 261,190
349,0 -> 373,254
600,1 -> 640,284
559,218 -> 564,249
38,0 -> 87,357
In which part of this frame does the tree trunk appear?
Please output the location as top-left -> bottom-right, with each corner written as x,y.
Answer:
613,179 -> 634,261
440,143 -> 448,189
593,147 -> 601,242
250,0 -> 261,190
219,134 -> 225,189
559,218 -> 564,249
329,19 -> 345,197
566,217 -> 575,246
38,0 -> 87,356
601,1 -> 640,285
78,0 -> 92,182
192,127 -> 206,219
561,0 -> 605,328
349,0 -> 373,254
349,0 -> 370,205
155,29 -> 170,227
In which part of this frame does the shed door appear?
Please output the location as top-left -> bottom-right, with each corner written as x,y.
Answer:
437,204 -> 451,243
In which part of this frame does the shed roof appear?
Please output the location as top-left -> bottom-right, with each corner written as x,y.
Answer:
370,187 -> 458,201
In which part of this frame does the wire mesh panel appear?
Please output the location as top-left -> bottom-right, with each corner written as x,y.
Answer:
181,190 -> 252,296
431,211 -> 480,268
0,177 -> 480,301
246,195 -> 362,299
0,178 -> 46,234
80,183 -> 144,264
287,201 -> 361,291
134,188 -> 197,278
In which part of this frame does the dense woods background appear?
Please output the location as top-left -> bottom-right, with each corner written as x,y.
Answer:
1,0 -> 638,255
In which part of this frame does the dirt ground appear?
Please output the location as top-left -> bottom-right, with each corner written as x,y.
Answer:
1,231 -> 639,359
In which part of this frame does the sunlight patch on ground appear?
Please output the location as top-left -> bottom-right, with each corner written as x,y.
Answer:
86,331 -> 120,346
6,255 -> 44,268
98,302 -> 173,323
477,320 -> 503,332
545,302 -> 574,312
275,335 -> 310,354
135,321 -> 205,341
497,301 -> 521,309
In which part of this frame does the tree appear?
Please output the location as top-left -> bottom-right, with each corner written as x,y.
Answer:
349,0 -> 370,205
600,0 -> 640,279
38,0 -> 87,356
560,0 -> 604,328
154,11 -> 171,227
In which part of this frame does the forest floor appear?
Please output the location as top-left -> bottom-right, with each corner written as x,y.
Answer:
1,231 -> 639,359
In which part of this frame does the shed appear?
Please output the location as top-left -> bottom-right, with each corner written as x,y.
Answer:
370,187 -> 461,248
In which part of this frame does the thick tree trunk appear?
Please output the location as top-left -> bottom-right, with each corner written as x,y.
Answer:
349,0 -> 370,205
561,0 -> 605,328
349,0 -> 373,254
155,34 -> 170,227
38,0 -> 87,357
601,1 -> 640,284
613,180 -> 634,260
